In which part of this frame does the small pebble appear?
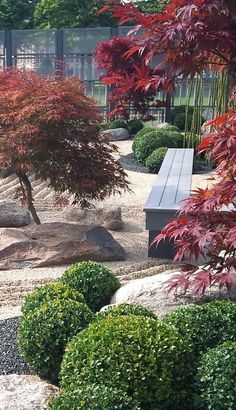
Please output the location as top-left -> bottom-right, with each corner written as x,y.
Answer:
0,317 -> 32,375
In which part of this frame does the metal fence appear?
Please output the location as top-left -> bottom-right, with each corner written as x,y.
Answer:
0,27 -> 214,121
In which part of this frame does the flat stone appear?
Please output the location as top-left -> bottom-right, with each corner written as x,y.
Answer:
63,206 -> 124,231
101,128 -> 130,141
0,374 -> 59,410
0,201 -> 31,227
0,222 -> 126,270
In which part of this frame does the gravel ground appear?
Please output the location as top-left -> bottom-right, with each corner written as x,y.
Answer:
0,317 -> 31,375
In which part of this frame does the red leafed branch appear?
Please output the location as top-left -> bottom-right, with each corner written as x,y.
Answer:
94,37 -> 169,120
153,110 -> 236,295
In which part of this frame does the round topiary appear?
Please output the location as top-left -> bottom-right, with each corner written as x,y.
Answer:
21,282 -> 85,315
127,118 -> 143,135
48,384 -> 141,410
134,129 -> 176,164
61,261 -> 120,312
106,119 -> 127,129
60,316 -> 193,410
132,127 -> 154,155
95,303 -> 157,322
18,299 -> 94,383
165,130 -> 184,148
194,342 -> 236,410
173,112 -> 193,131
145,147 -> 168,173
169,105 -> 194,124
161,124 -> 181,132
163,300 -> 236,355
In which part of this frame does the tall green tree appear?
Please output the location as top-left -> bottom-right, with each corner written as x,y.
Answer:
0,0 -> 38,29
34,0 -> 117,29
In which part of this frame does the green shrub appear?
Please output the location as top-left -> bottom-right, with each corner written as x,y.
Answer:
95,303 -> 157,322
18,299 -> 94,383
60,316 -> 193,410
106,119 -> 127,129
21,282 -> 85,315
132,127 -> 154,155
194,342 -> 236,410
173,112 -> 193,131
165,130 -> 184,147
127,118 -> 143,135
49,384 -> 141,410
169,105 -> 194,124
145,147 -> 168,173
161,124 -> 181,132
61,261 -> 120,312
163,300 -> 236,355
133,129 -> 176,164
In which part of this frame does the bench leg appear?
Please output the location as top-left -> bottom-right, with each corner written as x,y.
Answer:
148,230 -> 176,259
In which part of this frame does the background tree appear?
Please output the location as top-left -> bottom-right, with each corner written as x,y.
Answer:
0,0 -> 38,29
101,0 -> 236,293
34,0 -> 118,29
0,68 -> 129,224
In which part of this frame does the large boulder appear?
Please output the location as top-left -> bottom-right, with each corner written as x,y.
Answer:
0,201 -> 31,227
0,374 -> 59,410
63,206 -> 124,231
101,128 -> 130,141
110,271 -> 188,318
0,222 -> 125,270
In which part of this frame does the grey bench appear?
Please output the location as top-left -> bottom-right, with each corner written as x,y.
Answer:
143,148 -> 194,259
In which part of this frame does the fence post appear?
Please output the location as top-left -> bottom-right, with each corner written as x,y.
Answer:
5,31 -> 13,67
55,29 -> 64,76
106,26 -> 119,117
165,93 -> 172,122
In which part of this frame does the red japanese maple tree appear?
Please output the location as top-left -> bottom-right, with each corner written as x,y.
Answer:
94,37 -> 168,120
0,68 -> 129,224
100,0 -> 236,294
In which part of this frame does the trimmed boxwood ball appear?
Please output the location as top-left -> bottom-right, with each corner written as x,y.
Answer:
21,282 -> 85,315
48,384 -> 141,410
173,112 -> 193,131
133,129 -> 177,164
95,303 -> 157,322
61,261 -> 120,312
163,300 -> 236,355
60,316 -> 194,410
169,105 -> 194,124
194,342 -> 236,410
18,299 -> 94,384
127,118 -> 143,135
145,147 -> 168,173
165,130 -> 184,148
161,124 -> 181,132
132,127 -> 154,155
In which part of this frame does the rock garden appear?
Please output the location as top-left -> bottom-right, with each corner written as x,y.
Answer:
0,0 -> 236,409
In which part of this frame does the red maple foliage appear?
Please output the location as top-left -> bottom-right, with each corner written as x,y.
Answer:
0,68 -> 129,224
100,0 -> 236,294
94,37 -> 168,120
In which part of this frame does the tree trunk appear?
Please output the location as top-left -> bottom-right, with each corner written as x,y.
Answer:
16,171 -> 41,225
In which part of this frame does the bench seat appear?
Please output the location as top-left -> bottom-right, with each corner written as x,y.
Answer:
144,148 -> 194,259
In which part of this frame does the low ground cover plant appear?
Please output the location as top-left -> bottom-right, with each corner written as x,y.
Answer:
48,384 -> 141,410
61,261 -> 120,312
60,316 -> 193,410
